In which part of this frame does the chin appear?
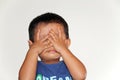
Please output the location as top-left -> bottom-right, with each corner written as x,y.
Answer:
39,51 -> 61,61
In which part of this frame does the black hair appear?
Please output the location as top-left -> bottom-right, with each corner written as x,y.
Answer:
28,12 -> 69,42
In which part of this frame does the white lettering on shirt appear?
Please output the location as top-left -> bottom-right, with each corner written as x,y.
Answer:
36,74 -> 72,80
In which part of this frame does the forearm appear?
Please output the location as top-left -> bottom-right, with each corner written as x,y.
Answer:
61,49 -> 87,80
19,49 -> 38,80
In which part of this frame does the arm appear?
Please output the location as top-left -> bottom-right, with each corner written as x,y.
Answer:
60,48 -> 87,80
19,30 -> 49,80
48,28 -> 87,80
19,49 -> 38,80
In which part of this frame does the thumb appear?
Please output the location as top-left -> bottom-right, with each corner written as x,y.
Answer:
28,40 -> 33,48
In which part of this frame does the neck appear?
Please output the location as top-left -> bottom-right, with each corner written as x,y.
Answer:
41,59 -> 60,64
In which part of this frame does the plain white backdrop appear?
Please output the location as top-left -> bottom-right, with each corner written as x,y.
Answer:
0,0 -> 120,80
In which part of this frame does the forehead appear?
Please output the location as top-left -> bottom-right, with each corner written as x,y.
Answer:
36,22 -> 64,37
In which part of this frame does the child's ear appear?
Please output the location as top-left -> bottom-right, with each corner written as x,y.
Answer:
65,39 -> 71,48
28,40 -> 33,48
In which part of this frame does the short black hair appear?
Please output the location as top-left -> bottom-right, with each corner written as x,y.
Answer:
28,12 -> 69,42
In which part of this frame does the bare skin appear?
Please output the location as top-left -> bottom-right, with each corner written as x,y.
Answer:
19,23 -> 86,80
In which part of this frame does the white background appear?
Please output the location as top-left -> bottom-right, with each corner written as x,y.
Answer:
0,0 -> 120,80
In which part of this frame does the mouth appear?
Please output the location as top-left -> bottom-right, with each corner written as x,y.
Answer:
49,50 -> 57,53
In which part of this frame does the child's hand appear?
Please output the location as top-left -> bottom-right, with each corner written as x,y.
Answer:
48,27 -> 67,53
28,29 -> 51,55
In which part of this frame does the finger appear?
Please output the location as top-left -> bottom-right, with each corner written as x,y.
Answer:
49,33 -> 55,41
43,40 -> 49,45
41,35 -> 49,42
43,43 -> 52,49
47,42 -> 53,48
49,30 -> 57,41
34,29 -> 40,42
48,43 -> 53,47
42,47 -> 50,53
58,27 -> 62,38
48,35 -> 54,44
47,40 -> 51,45
42,45 -> 53,53
36,29 -> 40,41
44,45 -> 48,49
45,44 -> 52,49
28,40 -> 33,48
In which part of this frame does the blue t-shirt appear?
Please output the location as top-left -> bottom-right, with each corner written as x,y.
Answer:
36,61 -> 72,80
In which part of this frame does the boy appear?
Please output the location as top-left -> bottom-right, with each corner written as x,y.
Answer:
19,13 -> 86,80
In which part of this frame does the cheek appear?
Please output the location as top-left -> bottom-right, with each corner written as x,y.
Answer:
38,51 -> 61,60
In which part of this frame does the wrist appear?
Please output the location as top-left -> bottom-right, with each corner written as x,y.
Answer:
28,48 -> 39,56
59,48 -> 70,55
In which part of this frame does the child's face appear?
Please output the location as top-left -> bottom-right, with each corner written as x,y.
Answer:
34,22 -> 69,61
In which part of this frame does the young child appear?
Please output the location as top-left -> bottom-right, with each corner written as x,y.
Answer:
19,13 -> 86,80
